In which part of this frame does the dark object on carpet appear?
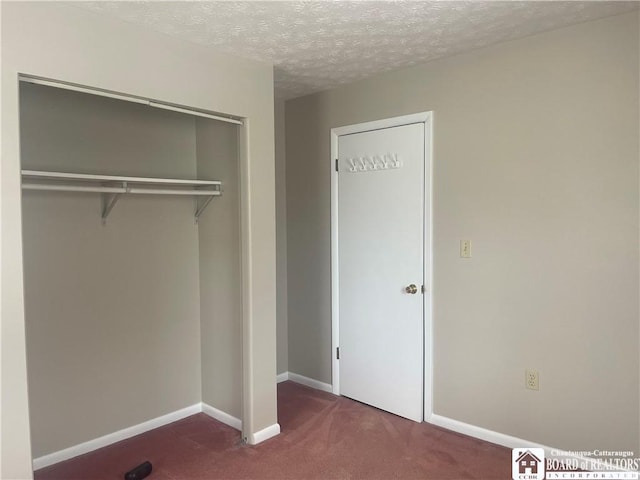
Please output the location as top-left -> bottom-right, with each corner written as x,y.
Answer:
124,460 -> 152,480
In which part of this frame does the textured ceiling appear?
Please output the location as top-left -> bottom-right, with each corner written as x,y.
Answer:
75,1 -> 639,100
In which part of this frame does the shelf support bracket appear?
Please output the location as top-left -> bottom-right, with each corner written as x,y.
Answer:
194,195 -> 215,224
101,189 -> 123,225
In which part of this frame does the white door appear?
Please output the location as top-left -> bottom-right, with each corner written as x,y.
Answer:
336,122 -> 425,422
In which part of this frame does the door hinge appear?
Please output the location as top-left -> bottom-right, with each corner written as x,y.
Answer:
336,347 -> 340,359
421,285 -> 425,294
335,159 -> 339,172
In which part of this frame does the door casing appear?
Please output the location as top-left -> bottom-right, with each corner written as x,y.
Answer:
330,111 -> 433,421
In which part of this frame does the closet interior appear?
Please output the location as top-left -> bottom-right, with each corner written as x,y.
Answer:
19,80 -> 244,460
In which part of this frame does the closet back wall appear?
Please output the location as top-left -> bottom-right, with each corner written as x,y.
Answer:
20,83 -> 202,458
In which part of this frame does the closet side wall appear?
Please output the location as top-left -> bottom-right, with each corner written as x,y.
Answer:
275,99 -> 289,375
197,120 -> 242,419
20,84 -> 202,458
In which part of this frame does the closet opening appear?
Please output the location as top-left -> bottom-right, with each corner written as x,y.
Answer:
19,78 -> 245,469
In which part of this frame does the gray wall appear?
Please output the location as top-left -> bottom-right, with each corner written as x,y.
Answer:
275,99 -> 289,375
20,83 -> 202,457
285,12 -> 639,452
197,120 -> 243,417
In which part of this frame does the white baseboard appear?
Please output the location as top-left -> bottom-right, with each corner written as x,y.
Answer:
33,403 -> 201,470
33,400 -> 286,470
201,402 -> 242,431
248,423 -> 281,445
287,372 -> 333,393
276,372 -> 289,383
429,413 -> 547,450
429,414 -> 625,472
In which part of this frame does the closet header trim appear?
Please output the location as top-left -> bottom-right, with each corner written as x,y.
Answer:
19,75 -> 244,126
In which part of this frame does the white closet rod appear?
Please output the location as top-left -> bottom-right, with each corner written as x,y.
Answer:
22,170 -> 221,186
127,188 -> 220,196
19,76 -> 244,126
22,184 -> 220,196
23,184 -> 126,194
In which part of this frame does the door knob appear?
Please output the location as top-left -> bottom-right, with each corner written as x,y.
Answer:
405,284 -> 418,294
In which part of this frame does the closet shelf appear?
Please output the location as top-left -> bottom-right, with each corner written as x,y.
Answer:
21,170 -> 222,224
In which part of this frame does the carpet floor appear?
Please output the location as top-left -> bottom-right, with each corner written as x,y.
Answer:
35,381 -> 511,479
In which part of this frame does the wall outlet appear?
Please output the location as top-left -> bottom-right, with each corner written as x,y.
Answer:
526,369 -> 539,390
460,240 -> 471,258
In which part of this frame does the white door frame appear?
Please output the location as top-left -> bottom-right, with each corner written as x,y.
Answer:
330,112 -> 433,421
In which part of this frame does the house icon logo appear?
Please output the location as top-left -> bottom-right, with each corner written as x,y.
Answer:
512,448 -> 545,480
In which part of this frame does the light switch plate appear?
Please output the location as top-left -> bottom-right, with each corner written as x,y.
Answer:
460,240 -> 471,258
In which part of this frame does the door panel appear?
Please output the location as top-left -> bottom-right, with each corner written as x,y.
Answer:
338,123 -> 424,422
